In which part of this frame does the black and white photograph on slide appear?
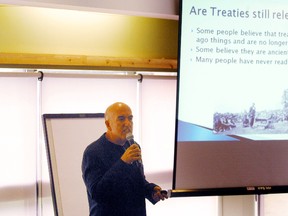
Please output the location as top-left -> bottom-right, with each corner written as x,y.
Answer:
213,90 -> 288,134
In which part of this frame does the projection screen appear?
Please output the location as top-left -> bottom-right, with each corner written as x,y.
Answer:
172,0 -> 288,197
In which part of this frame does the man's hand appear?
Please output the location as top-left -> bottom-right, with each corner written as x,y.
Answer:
121,144 -> 141,164
152,186 -> 168,202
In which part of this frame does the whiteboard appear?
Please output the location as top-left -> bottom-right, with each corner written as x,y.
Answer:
42,113 -> 106,216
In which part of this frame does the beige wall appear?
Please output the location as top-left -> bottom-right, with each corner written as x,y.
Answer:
0,5 -> 178,70
0,6 -> 178,58
0,0 -> 179,19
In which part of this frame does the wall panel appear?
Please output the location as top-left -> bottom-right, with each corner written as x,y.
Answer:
0,77 -> 37,216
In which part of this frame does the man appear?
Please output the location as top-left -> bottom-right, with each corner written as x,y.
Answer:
249,103 -> 256,128
82,102 -> 167,216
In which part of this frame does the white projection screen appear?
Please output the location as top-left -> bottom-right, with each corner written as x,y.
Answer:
172,0 -> 288,197
43,113 -> 106,216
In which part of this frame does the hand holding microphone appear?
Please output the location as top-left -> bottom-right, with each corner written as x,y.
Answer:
121,144 -> 141,164
121,133 -> 142,164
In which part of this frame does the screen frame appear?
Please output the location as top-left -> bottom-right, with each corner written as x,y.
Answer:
171,0 -> 288,197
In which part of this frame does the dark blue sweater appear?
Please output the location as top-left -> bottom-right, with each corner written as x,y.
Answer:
82,133 -> 157,216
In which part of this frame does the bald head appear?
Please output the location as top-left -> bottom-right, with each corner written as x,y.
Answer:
105,102 -> 133,145
105,102 -> 131,120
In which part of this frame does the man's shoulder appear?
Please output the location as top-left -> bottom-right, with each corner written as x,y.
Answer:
84,133 -> 106,154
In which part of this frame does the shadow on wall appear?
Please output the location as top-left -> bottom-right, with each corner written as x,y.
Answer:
0,182 -> 51,202
145,170 -> 173,189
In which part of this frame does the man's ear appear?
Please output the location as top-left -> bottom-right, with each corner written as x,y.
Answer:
105,120 -> 111,130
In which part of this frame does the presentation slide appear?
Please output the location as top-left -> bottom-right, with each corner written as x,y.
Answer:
173,0 -> 288,196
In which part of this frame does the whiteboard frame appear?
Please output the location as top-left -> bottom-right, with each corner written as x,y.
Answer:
42,113 -> 105,216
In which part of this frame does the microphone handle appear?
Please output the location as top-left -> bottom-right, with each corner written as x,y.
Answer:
127,139 -> 142,166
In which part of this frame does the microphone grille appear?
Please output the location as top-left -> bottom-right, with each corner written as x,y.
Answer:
126,132 -> 134,140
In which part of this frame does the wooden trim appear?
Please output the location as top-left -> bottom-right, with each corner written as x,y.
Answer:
0,53 -> 177,72
0,71 -> 177,80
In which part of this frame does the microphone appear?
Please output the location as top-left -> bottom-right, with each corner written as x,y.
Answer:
126,133 -> 142,166
126,132 -> 135,146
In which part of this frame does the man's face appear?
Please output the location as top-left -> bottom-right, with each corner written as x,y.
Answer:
107,104 -> 133,143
